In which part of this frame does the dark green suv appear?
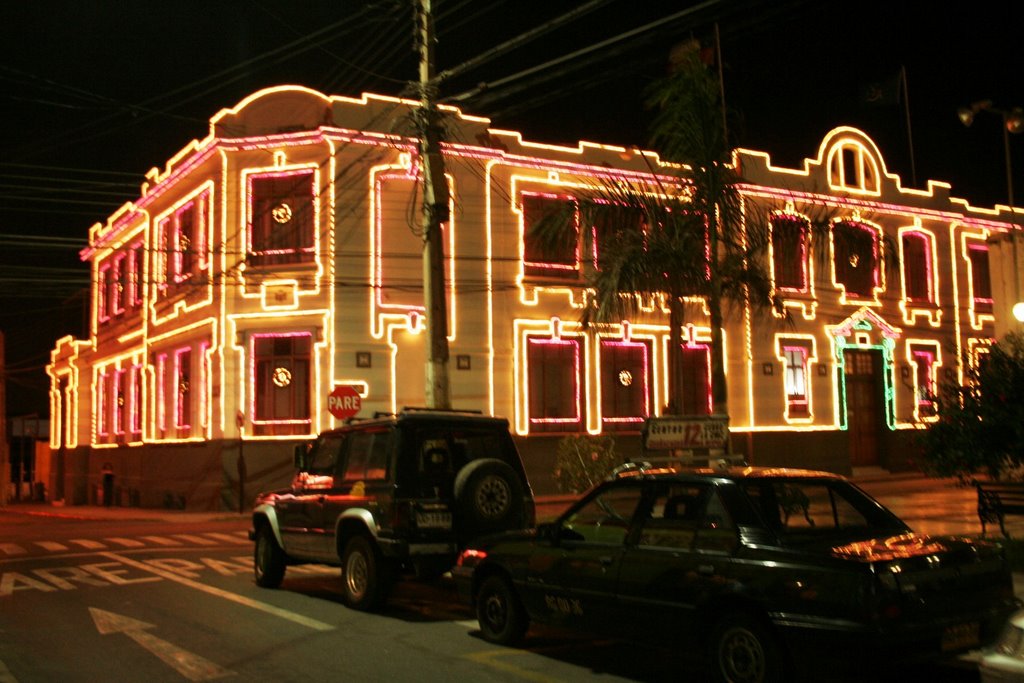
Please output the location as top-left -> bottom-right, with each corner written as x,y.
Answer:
250,409 -> 534,610
454,466 -> 1019,682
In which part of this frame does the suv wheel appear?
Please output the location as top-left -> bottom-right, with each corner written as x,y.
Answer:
476,575 -> 529,645
341,535 -> 391,611
254,525 -> 286,588
710,612 -> 784,683
454,459 -> 524,534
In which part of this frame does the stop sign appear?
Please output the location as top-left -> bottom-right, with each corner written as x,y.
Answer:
328,385 -> 362,420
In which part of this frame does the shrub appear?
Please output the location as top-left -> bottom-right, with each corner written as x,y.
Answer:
919,330 -> 1024,484
552,434 -> 624,494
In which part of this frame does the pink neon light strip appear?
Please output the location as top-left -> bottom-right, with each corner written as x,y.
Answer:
600,339 -> 651,422
528,337 -> 582,424
249,332 -> 313,426
175,347 -> 191,430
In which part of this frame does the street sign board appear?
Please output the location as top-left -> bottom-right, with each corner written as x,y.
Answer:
327,385 -> 362,420
642,415 -> 730,451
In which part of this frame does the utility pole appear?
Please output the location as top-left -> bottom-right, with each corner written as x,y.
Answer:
0,331 -> 7,507
415,0 -> 451,409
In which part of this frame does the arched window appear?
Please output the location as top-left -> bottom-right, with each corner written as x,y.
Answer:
827,141 -> 880,194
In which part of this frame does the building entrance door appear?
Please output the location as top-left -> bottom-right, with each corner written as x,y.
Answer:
843,349 -> 882,467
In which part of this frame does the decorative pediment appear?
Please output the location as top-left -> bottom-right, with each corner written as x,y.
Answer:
827,307 -> 901,344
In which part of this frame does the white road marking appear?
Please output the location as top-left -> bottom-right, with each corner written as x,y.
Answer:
141,536 -> 183,546
34,542 -> 67,552
0,544 -> 26,557
90,608 -> 234,681
100,552 -> 334,631
69,539 -> 106,550
204,532 -> 247,544
173,535 -> 217,546
106,537 -> 146,548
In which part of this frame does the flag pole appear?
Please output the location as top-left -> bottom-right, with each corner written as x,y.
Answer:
901,65 -> 918,187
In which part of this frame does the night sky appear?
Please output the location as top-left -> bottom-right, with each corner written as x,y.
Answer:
2,0 -> 1022,416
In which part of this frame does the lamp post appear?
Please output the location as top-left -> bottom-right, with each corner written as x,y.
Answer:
958,100 -> 1024,206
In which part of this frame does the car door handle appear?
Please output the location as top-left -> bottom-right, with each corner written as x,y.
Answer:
697,564 -> 715,576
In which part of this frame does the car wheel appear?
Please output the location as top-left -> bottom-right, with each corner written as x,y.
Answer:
476,575 -> 529,645
253,525 -> 286,588
341,535 -> 391,611
455,459 -> 525,534
710,612 -> 785,683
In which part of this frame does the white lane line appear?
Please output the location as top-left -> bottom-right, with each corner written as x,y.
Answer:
204,533 -> 247,544
69,539 -> 107,550
141,536 -> 183,546
106,537 -> 146,548
100,552 -> 334,632
173,535 -> 217,546
35,541 -> 68,552
0,543 -> 26,556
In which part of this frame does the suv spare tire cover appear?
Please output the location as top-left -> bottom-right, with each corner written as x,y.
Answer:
454,458 -> 524,532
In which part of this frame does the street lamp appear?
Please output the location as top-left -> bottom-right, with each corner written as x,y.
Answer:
958,100 -> 1024,206
1014,301 -> 1024,323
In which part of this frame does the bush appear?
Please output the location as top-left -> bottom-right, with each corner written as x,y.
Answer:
552,434 -> 624,494
919,331 -> 1024,484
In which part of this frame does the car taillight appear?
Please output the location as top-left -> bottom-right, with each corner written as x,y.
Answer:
870,566 -> 903,621
456,548 -> 487,568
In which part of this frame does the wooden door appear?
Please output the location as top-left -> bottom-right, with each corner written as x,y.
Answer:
844,350 -> 882,467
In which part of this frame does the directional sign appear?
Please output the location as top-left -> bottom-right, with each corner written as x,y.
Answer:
328,385 -> 362,420
89,607 -> 233,681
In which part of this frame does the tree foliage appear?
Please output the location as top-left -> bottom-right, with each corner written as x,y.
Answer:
528,49 -> 781,417
919,331 -> 1024,483
552,434 -> 624,494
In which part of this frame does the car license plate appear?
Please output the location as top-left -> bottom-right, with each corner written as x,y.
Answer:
416,511 -> 451,529
941,622 -> 979,651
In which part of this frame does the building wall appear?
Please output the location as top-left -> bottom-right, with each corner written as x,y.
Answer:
46,87 -> 1024,508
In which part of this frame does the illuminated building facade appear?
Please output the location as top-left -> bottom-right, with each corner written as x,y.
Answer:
46,86 -> 1023,508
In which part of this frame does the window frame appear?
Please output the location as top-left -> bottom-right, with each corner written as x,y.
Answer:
832,220 -> 881,301
247,170 -> 318,268
251,332 -> 313,436
770,214 -> 810,293
526,336 -> 584,433
521,192 -> 581,280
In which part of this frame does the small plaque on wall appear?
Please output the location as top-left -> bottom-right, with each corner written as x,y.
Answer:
356,351 -> 372,368
456,354 -> 471,370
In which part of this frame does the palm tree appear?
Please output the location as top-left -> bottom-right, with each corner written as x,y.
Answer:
530,50 -> 780,418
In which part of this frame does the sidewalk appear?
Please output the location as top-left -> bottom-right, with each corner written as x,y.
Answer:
0,501 -> 246,524
0,468 -> 1010,538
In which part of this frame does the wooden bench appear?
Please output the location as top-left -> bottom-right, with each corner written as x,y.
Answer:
976,481 -> 1024,537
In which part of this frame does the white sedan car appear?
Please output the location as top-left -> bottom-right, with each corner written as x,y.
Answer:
982,610 -> 1024,682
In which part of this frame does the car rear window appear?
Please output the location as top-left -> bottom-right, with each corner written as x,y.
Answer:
741,479 -> 906,543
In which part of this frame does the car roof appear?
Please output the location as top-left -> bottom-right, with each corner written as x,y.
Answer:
316,409 -> 511,436
613,465 -> 844,484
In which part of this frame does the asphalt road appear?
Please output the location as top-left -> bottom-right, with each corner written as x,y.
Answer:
1,490 -> 995,683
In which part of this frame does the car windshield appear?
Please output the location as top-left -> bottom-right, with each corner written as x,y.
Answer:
740,478 -> 908,546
